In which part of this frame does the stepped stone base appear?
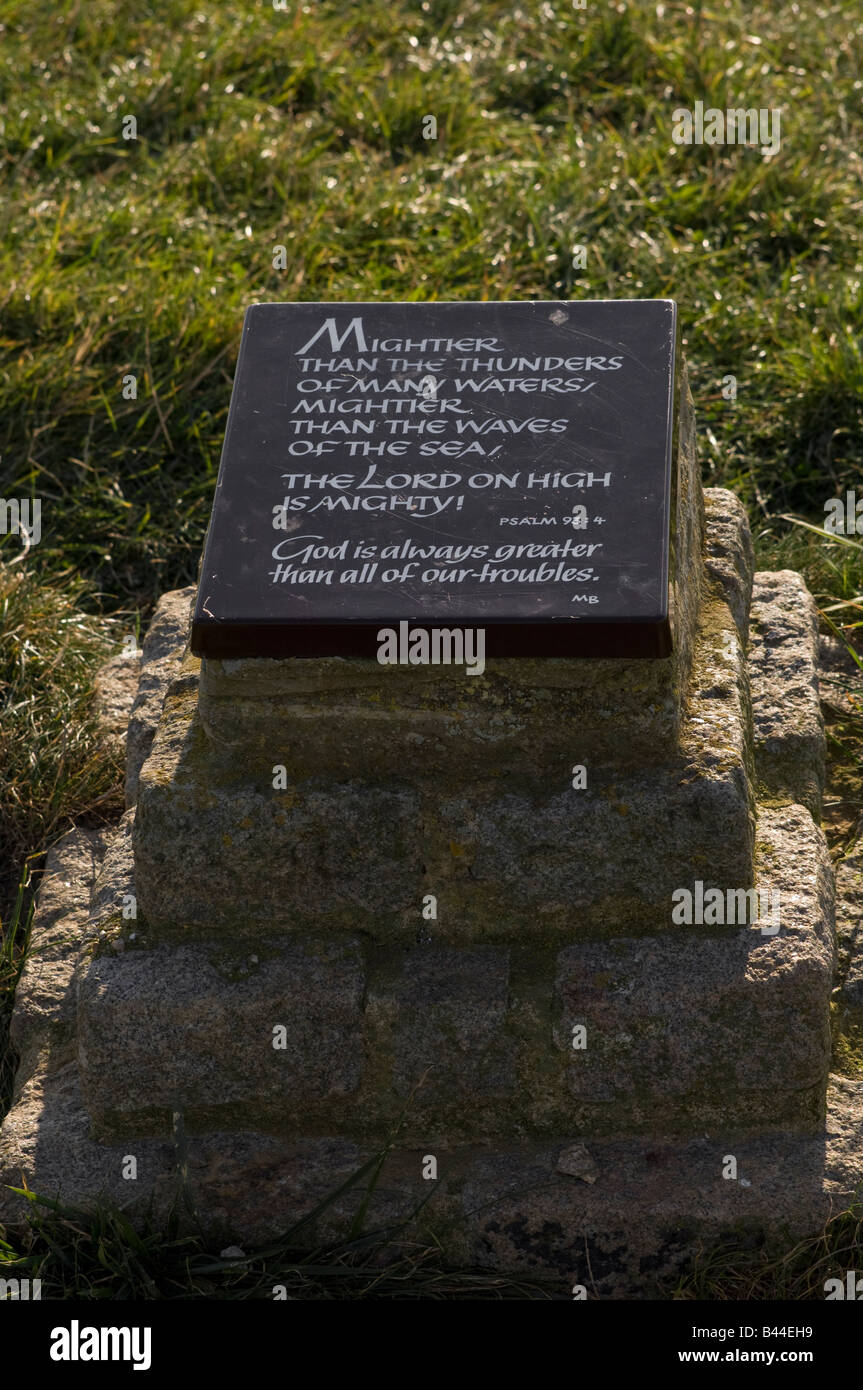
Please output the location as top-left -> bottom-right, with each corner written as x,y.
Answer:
0,806 -> 857,1299
71,800 -> 832,1142
0,477 -> 853,1291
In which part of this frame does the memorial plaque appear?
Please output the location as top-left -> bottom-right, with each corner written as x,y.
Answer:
190,300 -> 680,660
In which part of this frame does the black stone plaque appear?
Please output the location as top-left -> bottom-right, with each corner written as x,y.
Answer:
191,300 -> 680,660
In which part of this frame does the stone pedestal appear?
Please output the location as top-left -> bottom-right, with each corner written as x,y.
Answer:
0,371 -> 850,1295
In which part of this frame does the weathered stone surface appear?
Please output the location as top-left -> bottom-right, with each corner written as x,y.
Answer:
125,587 -> 195,807
553,806 -> 834,1134
76,813 -> 522,1142
75,791 -> 829,1145
4,1063 -> 863,1298
424,741 -> 753,941
198,654 -> 684,789
88,808 -> 136,939
836,823 -> 863,1020
0,1061 -> 176,1229
133,743 -> 753,943
455,1076 -> 863,1292
556,1141 -> 599,1182
76,934 -> 366,1137
134,718 -> 425,937
9,828 -> 107,1096
749,571 -> 825,817
666,368 -> 705,688
0,783 -> 847,1289
423,582 -> 755,941
93,654 -> 141,757
0,1049 -> 386,1243
364,947 -> 515,1137
137,530 -> 827,956
702,487 -> 754,640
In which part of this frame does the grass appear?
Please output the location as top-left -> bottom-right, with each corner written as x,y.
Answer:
0,558 -> 124,906
0,0 -> 862,1297
672,1203 -> 863,1301
0,561 -> 124,1117
1,0 -> 861,606
0,862 -> 35,1117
